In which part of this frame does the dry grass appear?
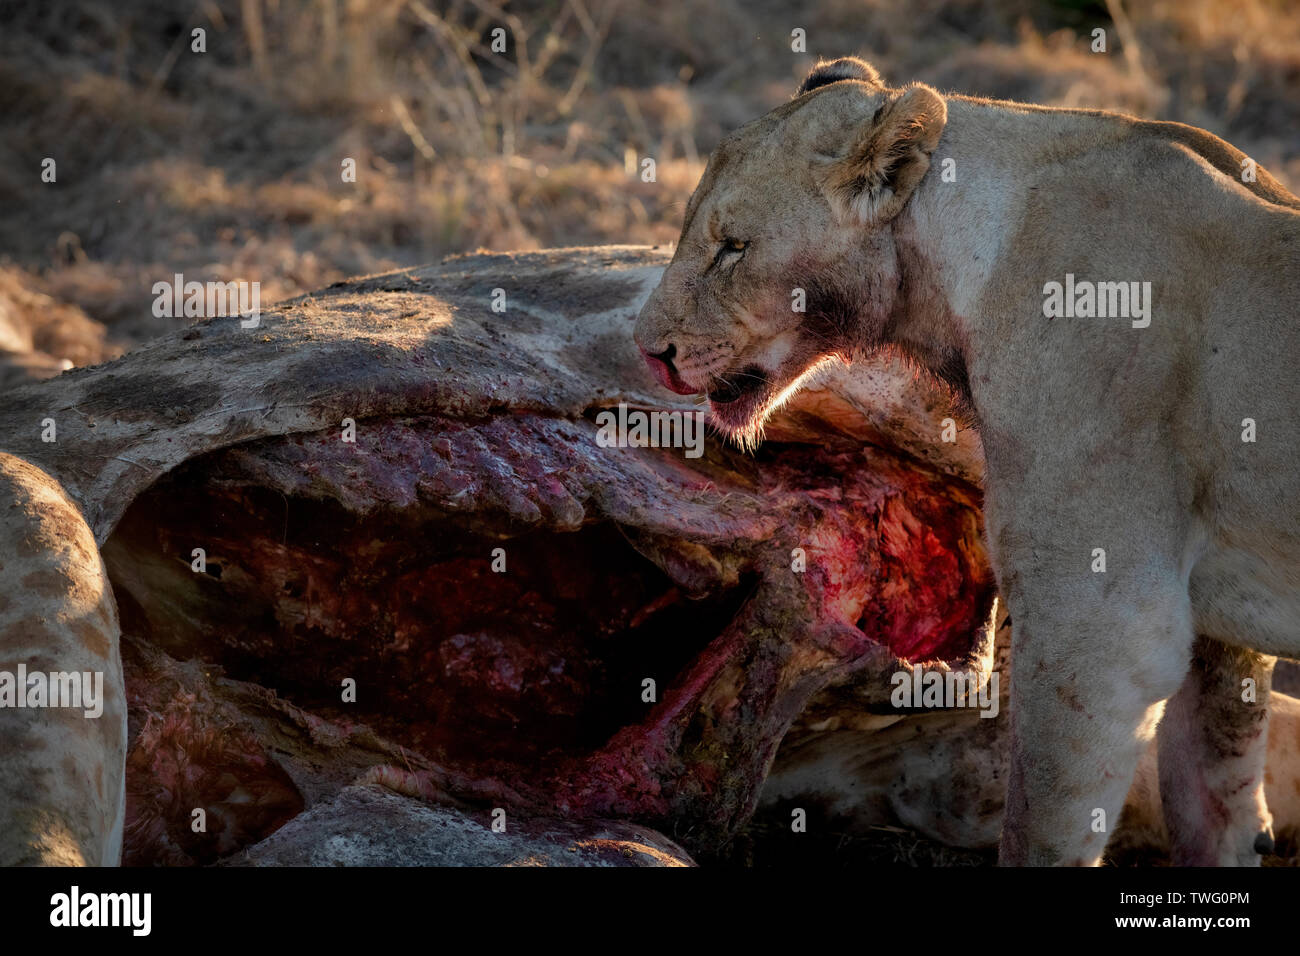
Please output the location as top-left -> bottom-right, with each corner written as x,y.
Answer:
0,0 -> 1297,357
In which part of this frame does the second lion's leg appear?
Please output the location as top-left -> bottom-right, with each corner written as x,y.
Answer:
1157,636 -> 1274,865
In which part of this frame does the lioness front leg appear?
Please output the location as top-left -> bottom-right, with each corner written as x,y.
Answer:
1157,636 -> 1274,865
998,566 -> 1194,865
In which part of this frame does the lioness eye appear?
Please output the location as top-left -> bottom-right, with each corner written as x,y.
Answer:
711,237 -> 748,270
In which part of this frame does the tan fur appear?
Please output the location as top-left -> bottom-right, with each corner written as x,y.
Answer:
635,57 -> 1300,865
0,453 -> 126,865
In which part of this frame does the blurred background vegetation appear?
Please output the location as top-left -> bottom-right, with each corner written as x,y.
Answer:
1,0 -> 1297,371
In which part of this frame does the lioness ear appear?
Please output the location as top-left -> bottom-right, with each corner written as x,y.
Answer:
819,83 -> 947,225
797,56 -> 883,95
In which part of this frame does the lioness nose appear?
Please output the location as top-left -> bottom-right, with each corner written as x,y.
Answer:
647,343 -> 676,365
638,343 -> 697,396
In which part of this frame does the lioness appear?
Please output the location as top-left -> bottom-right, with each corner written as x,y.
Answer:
634,57 -> 1300,865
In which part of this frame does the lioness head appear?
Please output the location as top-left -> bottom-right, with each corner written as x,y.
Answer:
634,57 -> 947,444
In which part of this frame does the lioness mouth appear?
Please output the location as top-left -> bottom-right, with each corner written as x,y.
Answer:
708,365 -> 768,405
